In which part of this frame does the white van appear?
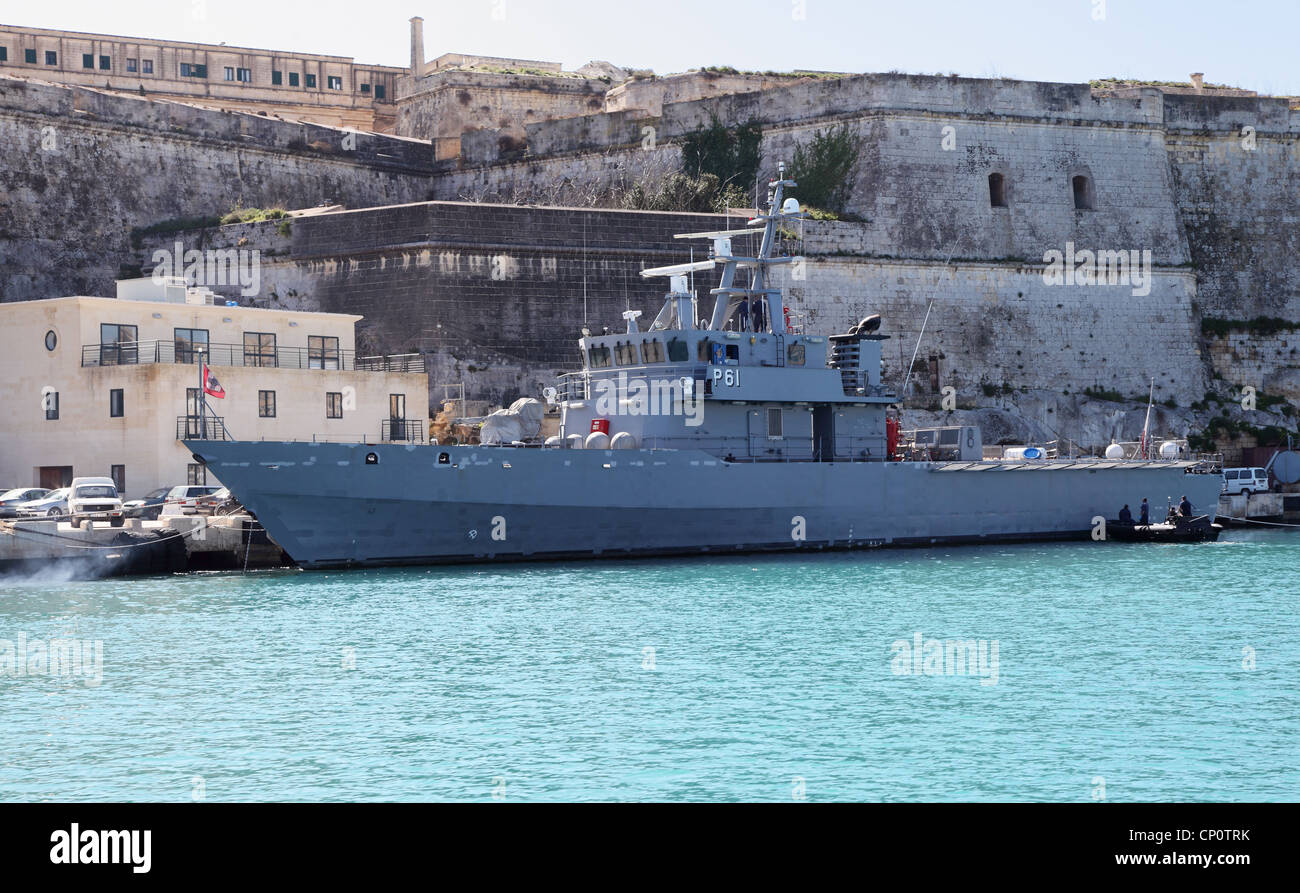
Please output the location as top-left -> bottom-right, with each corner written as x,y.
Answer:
67,476 -> 125,528
1222,467 -> 1269,496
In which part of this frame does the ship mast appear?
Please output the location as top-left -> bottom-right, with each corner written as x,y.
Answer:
639,163 -> 806,334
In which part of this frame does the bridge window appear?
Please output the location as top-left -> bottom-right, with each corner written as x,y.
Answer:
641,339 -> 665,363
787,342 -> 806,366
613,341 -> 637,365
587,345 -> 612,368
988,173 -> 1007,208
1072,175 -> 1094,210
667,338 -> 689,363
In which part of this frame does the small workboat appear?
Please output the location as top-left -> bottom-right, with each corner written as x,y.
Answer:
1108,512 -> 1222,543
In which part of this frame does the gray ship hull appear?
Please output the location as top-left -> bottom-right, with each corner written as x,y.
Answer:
186,440 -> 1223,569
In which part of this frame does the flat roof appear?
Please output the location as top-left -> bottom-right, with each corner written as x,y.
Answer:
0,295 -> 362,322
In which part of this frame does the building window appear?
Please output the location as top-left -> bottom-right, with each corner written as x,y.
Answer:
224,66 -> 235,81
305,73 -> 317,88
100,55 -> 111,70
45,330 -> 57,351
326,392 -> 343,419
174,327 -> 210,364
1072,175 -> 1094,210
142,59 -> 153,74
271,70 -> 282,85
45,51 -> 57,66
110,465 -> 125,494
989,172 -> 1007,208
258,390 -> 277,418
44,391 -> 59,420
25,49 -> 37,64
83,53 -> 95,69
180,63 -> 207,78
288,72 -> 299,87
109,388 -> 124,418
244,332 -> 277,367
126,58 -> 137,73
187,463 -> 207,485
237,67 -> 251,83
375,84 -> 386,100
309,335 -> 340,369
359,83 -> 370,93
100,323 -> 139,365
767,407 -> 783,438
327,75 -> 342,90
0,47 -> 7,63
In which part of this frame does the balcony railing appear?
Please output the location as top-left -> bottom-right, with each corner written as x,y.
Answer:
83,340 -> 425,373
177,415 -> 232,441
381,419 -> 425,443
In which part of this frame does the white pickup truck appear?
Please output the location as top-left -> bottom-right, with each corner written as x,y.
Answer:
67,476 -> 125,528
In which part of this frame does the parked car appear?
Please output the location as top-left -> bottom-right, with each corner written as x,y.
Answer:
194,487 -> 248,517
0,487 -> 50,518
123,487 -> 172,521
67,476 -> 125,528
161,485 -> 223,516
1221,467 -> 1269,496
17,488 -> 70,518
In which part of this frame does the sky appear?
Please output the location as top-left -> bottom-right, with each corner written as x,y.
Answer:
3,0 -> 1298,96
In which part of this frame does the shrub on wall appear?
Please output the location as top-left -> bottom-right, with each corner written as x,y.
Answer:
788,123 -> 863,216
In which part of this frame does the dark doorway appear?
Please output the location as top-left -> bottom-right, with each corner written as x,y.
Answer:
39,466 -> 73,489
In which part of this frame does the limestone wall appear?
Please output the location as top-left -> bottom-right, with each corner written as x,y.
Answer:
0,77 -> 433,303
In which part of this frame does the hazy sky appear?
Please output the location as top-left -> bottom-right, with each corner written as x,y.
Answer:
5,0 -> 1297,95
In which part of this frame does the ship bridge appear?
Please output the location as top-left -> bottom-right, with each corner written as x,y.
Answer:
553,164 -> 897,462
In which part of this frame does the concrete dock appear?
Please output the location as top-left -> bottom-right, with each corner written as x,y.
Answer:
0,515 -> 290,578
1216,492 -> 1300,528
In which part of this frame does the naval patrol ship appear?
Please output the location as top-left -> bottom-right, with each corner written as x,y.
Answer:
186,167 -> 1222,568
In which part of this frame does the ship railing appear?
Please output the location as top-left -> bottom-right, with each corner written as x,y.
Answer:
82,340 -> 425,373
552,364 -> 712,402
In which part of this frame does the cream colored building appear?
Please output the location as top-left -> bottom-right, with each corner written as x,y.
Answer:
0,23 -> 404,131
0,281 -> 428,497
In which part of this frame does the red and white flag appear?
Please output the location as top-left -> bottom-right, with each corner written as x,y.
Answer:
203,364 -> 226,399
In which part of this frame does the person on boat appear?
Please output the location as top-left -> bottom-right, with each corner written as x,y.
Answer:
736,298 -> 749,331
1118,504 -> 1133,523
1179,495 -> 1193,517
1139,499 -> 1150,525
752,296 -> 766,333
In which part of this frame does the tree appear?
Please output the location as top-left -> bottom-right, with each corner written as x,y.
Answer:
788,124 -> 862,215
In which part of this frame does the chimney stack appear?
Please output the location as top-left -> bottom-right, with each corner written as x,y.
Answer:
410,17 -> 425,76
1190,72 -> 1204,91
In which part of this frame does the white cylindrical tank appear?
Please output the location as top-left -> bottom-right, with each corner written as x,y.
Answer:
1104,443 -> 1125,459
566,433 -> 585,449
585,431 -> 610,450
544,435 -> 562,448
610,432 -> 637,450
1159,441 -> 1180,459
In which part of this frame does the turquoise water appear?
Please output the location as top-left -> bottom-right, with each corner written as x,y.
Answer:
2,530 -> 1296,802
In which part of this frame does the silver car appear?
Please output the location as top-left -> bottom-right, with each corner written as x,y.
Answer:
17,487 -> 70,518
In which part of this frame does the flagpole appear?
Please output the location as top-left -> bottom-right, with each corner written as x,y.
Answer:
197,346 -> 207,439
